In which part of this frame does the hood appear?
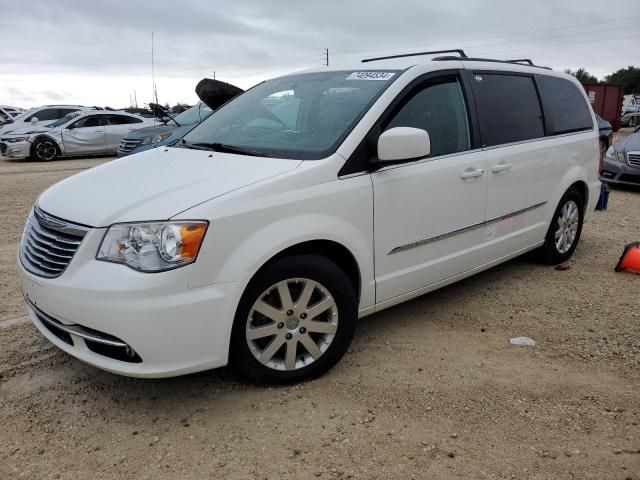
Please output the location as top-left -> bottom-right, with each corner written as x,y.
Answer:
122,124 -> 178,140
38,147 -> 302,227
616,131 -> 640,152
0,125 -> 51,137
195,79 -> 244,110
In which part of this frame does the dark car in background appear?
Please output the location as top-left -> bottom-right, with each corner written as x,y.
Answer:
117,79 -> 243,157
117,102 -> 212,156
602,128 -> 640,186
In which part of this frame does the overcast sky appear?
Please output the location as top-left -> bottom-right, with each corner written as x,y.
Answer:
1,0 -> 637,109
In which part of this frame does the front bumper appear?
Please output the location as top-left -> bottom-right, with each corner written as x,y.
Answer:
601,156 -> 640,186
0,140 -> 30,159
18,227 -> 241,377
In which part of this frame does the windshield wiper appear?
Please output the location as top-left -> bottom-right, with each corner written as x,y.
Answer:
182,140 -> 266,157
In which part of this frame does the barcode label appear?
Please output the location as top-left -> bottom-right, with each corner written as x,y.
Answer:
346,72 -> 396,81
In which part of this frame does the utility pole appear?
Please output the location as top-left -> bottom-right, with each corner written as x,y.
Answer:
324,48 -> 329,67
212,71 -> 216,80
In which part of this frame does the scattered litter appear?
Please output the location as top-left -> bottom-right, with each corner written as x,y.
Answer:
555,262 -> 571,271
510,337 -> 536,347
615,241 -> 640,274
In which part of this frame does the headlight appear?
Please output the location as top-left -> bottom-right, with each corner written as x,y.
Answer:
140,133 -> 172,145
96,221 -> 208,272
4,136 -> 29,143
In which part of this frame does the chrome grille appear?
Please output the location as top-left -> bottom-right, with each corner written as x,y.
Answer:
19,207 -> 88,278
627,152 -> 640,168
118,138 -> 142,153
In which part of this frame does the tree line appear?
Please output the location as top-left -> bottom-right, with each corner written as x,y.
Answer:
564,66 -> 640,95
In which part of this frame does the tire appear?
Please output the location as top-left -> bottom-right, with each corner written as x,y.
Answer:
631,116 -> 638,128
30,137 -> 60,161
539,187 -> 584,265
229,254 -> 357,385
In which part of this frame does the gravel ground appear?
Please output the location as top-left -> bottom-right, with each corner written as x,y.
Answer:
0,147 -> 639,480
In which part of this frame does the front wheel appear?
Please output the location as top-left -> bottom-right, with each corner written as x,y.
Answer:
540,188 -> 584,264
229,254 -> 357,384
30,137 -> 60,161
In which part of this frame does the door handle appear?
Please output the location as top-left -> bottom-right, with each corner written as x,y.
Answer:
491,162 -> 512,174
460,168 -> 484,179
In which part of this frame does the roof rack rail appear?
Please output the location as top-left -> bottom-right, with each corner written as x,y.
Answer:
361,49 -> 467,63
505,59 -> 534,66
431,55 -> 551,70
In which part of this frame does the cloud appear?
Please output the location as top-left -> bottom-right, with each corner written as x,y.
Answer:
0,0 -> 638,107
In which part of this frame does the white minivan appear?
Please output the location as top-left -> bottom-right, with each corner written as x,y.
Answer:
18,51 -> 600,384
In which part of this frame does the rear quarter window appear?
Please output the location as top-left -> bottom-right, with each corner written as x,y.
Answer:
471,73 -> 545,147
536,76 -> 593,135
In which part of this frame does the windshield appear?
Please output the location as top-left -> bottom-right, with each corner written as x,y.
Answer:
173,103 -> 213,126
182,70 -> 400,160
47,111 -> 82,128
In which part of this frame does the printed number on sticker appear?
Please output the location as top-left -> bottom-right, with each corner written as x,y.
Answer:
346,72 -> 395,81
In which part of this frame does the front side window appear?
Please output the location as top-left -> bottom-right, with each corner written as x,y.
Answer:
536,76 -> 593,135
182,70 -> 400,159
471,73 -> 544,147
384,77 -> 471,157
71,115 -> 102,128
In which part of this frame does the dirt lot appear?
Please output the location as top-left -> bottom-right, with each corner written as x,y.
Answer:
0,150 -> 639,480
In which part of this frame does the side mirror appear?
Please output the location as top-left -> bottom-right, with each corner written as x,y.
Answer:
30,117 -> 39,125
377,127 -> 431,163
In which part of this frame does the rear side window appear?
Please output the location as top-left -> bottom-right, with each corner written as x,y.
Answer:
471,73 -> 544,147
536,76 -> 593,135
107,115 -> 142,125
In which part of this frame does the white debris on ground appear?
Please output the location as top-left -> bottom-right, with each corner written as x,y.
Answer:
510,336 -> 536,346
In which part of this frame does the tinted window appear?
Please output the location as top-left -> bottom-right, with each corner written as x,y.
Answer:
472,73 -> 544,146
106,115 -> 142,125
536,76 -> 593,135
25,108 -> 59,122
71,116 -> 102,128
57,108 -> 79,118
385,78 -> 470,157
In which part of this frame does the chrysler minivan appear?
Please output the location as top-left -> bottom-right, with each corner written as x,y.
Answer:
18,51 -> 600,384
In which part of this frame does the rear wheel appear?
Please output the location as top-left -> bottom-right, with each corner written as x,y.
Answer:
30,137 -> 60,161
540,188 -> 584,264
229,254 -> 357,384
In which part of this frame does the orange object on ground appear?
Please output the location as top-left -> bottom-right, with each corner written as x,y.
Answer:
615,242 -> 640,274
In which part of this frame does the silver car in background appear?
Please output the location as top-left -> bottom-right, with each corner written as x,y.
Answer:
602,129 -> 640,187
0,110 -> 152,161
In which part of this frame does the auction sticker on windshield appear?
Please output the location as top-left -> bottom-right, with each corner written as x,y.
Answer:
346,72 -> 396,81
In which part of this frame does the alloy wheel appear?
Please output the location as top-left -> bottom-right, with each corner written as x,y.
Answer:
246,278 -> 338,371
555,200 -> 579,254
35,140 -> 57,161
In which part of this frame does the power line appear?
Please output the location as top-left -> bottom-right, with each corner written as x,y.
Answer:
330,15 -> 640,60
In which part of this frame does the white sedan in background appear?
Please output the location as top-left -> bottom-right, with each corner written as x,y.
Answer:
0,110 -> 153,161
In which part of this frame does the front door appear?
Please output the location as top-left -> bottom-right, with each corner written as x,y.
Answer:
62,115 -> 106,154
372,74 -> 488,304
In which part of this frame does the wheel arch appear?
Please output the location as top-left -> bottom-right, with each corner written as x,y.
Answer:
568,179 -> 589,209
258,239 -> 362,303
30,134 -> 61,159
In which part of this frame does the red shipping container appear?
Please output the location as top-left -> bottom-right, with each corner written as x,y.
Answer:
581,83 -> 624,130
